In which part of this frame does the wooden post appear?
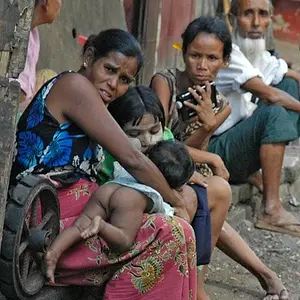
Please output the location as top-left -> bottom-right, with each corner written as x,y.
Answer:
138,0 -> 162,85
0,0 -> 34,247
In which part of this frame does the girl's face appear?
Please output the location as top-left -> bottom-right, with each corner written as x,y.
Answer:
123,114 -> 163,153
183,33 -> 226,86
85,51 -> 138,106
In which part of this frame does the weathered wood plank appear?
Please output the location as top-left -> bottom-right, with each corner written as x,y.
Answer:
0,0 -> 34,247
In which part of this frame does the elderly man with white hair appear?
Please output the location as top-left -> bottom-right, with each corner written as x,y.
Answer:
208,0 -> 300,237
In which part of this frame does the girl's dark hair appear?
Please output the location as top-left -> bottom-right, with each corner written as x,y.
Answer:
83,29 -> 143,73
148,140 -> 195,189
181,16 -> 232,60
108,85 -> 165,129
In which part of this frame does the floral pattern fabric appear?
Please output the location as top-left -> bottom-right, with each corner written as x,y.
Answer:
55,179 -> 197,300
10,71 -> 104,185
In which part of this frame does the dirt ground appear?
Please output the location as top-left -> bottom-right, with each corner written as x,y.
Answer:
205,202 -> 300,300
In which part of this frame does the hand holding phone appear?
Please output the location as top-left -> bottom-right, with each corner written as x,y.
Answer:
176,82 -> 217,121
176,82 -> 217,131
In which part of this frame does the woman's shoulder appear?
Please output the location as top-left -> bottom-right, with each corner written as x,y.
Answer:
50,71 -> 99,99
150,68 -> 178,96
153,68 -> 177,81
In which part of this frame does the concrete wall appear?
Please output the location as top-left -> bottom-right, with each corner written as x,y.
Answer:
37,0 -> 127,73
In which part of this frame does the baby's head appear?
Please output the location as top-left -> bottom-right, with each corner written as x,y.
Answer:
147,140 -> 195,190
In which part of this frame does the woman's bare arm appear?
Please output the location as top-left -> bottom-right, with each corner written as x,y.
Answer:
186,146 -> 230,181
151,75 -> 172,123
46,73 -> 187,215
185,103 -> 231,150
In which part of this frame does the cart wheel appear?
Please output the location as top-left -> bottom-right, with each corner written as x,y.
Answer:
0,175 -> 60,300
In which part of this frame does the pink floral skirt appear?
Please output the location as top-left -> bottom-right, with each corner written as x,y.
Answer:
54,179 -> 197,300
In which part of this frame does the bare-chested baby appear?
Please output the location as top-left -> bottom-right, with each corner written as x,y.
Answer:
44,140 -> 195,283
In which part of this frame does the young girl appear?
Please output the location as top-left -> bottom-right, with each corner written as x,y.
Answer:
45,140 -> 195,283
107,86 -> 227,297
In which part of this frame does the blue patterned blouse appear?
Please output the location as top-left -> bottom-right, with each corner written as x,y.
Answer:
10,71 -> 104,185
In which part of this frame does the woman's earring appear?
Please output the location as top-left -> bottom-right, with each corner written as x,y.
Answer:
83,62 -> 87,68
225,61 -> 230,68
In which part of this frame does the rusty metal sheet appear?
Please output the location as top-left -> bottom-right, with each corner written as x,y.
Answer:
273,0 -> 300,43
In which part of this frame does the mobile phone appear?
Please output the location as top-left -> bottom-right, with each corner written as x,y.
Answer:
176,82 -> 217,121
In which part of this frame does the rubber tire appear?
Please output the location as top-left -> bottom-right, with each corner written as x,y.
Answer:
0,175 -> 60,300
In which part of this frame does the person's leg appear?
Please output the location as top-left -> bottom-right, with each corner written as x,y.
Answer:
217,222 -> 289,299
180,185 -> 198,222
208,103 -> 300,235
248,170 -> 263,192
274,77 -> 300,133
197,176 -> 232,300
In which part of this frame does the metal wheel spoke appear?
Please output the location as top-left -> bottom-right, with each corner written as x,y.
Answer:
30,251 -> 42,267
19,240 -> 29,256
23,221 -> 30,238
35,210 -> 55,230
21,251 -> 31,280
30,197 -> 39,227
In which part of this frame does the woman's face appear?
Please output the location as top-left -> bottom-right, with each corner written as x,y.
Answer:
183,33 -> 226,86
123,114 -> 163,153
86,51 -> 138,106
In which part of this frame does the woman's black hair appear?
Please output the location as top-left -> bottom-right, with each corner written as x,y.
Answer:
83,28 -> 143,73
181,16 -> 232,60
108,85 -> 165,129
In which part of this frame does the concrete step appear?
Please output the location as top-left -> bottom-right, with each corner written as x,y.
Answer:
226,204 -> 252,228
282,146 -> 300,183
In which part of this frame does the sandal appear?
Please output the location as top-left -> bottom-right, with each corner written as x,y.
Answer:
255,219 -> 300,237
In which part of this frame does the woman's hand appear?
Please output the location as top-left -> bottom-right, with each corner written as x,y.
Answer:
174,206 -> 190,223
188,171 -> 208,188
184,82 -> 217,131
209,155 -> 230,181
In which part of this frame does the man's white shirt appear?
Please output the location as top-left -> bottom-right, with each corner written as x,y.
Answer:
214,44 -> 288,135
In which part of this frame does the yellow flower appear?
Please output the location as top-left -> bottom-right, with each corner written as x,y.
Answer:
173,42 -> 182,51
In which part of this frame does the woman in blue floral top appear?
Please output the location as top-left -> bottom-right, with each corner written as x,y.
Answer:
10,29 -> 197,299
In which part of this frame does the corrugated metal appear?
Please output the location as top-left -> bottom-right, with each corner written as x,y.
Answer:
273,0 -> 300,43
155,0 -> 221,73
122,0 -> 220,83
195,0 -> 220,17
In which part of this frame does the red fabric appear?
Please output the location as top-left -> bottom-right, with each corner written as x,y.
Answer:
54,179 -> 197,299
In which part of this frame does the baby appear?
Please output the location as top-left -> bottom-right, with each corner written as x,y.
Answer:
45,140 -> 195,283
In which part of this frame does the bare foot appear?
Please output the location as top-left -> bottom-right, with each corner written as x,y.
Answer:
248,171 -> 263,192
80,216 -> 104,239
256,206 -> 300,237
44,249 -> 58,283
259,271 -> 289,300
